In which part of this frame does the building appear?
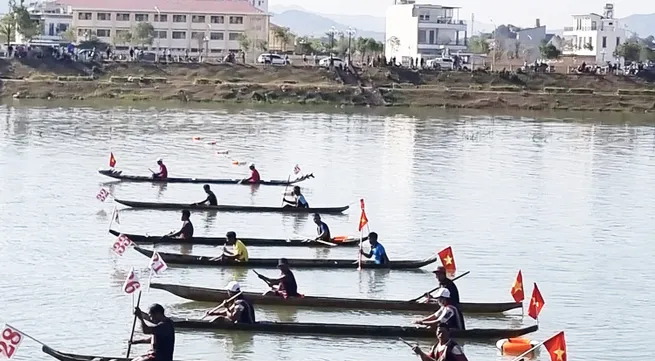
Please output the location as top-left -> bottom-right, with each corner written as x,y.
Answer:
15,1 -> 73,44
268,23 -> 295,53
492,20 -> 546,62
562,3 -> 626,63
385,0 -> 467,64
60,0 -> 270,58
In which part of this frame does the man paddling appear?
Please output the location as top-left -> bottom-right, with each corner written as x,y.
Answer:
217,231 -> 248,262
206,281 -> 256,323
152,158 -> 168,179
283,186 -> 309,208
193,184 -> 217,206
411,323 -> 469,361
242,163 -> 261,183
130,304 -> 175,361
360,232 -> 389,265
165,210 -> 194,239
424,266 -> 460,306
414,288 -> 465,330
258,258 -> 300,298
313,213 -> 331,242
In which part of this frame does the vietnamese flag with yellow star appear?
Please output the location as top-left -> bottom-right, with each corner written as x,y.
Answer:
437,246 -> 456,274
511,270 -> 524,303
543,331 -> 567,361
527,282 -> 545,320
109,152 -> 117,168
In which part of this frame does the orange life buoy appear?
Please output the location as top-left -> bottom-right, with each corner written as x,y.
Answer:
496,337 -> 539,357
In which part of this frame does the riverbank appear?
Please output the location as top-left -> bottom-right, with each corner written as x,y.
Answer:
1,58 -> 655,112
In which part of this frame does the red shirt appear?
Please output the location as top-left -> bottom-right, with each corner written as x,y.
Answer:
250,169 -> 260,183
159,164 -> 168,179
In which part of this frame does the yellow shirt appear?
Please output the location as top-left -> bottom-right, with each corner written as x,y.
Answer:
234,240 -> 249,262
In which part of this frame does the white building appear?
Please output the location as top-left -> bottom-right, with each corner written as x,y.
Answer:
562,3 -> 626,63
16,1 -> 73,44
385,0 -> 467,65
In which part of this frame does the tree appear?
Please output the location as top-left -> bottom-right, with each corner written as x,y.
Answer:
272,26 -> 292,52
61,27 -> 76,42
255,39 -> 268,52
583,42 -> 593,51
115,30 -> 133,45
0,14 -> 16,48
133,22 -> 154,47
512,40 -> 521,58
468,36 -> 490,54
238,33 -> 251,53
192,32 -> 205,54
539,42 -> 561,59
295,36 -> 314,54
387,36 -> 400,54
614,40 -> 642,62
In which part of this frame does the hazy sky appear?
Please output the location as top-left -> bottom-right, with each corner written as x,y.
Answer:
269,0 -> 655,29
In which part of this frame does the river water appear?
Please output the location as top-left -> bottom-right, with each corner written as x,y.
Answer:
1,103 -> 653,361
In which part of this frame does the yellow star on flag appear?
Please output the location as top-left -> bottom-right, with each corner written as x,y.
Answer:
512,280 -> 522,293
443,255 -> 453,265
553,348 -> 565,361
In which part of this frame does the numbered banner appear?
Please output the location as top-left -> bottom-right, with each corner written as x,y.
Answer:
96,188 -> 110,202
0,324 -> 24,359
122,267 -> 141,295
111,234 -> 132,256
293,164 -> 301,175
148,251 -> 168,275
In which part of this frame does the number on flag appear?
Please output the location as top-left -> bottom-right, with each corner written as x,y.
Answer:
149,251 -> 168,275
293,164 -> 301,175
122,267 -> 141,295
0,324 -> 24,359
96,188 -> 110,202
111,234 -> 132,256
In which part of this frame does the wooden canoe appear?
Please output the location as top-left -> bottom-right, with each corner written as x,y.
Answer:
109,229 -> 364,247
134,246 -> 438,270
151,282 -> 523,314
115,198 -> 349,214
42,345 -> 130,361
170,318 -> 539,340
99,169 -> 314,186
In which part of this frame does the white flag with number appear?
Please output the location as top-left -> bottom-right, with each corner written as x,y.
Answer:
0,324 -> 25,359
122,267 -> 141,295
149,251 -> 168,275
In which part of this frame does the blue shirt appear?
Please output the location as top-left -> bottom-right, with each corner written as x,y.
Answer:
370,243 -> 387,264
316,221 -> 331,239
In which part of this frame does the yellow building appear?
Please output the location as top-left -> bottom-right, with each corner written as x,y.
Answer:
268,23 -> 295,53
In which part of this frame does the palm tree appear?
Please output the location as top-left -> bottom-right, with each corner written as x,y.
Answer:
273,26 -> 291,52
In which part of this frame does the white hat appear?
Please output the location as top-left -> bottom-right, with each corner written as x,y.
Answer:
433,288 -> 451,299
225,281 -> 241,293
248,162 -> 255,168
156,157 -> 163,163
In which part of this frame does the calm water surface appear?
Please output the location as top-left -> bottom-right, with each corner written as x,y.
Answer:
1,103 -> 654,361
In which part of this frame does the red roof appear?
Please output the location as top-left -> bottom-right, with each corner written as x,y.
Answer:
58,0 -> 264,14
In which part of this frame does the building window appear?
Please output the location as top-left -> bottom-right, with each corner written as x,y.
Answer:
172,31 -> 186,39
588,37 -> 592,47
211,16 -> 224,24
48,23 -> 54,36
191,31 -> 205,39
602,36 -> 607,48
591,21 -> 597,30
228,32 -> 241,40
616,37 -> 620,46
96,29 -> 110,37
419,14 -> 430,21
57,23 -> 68,33
210,32 -> 223,40
155,31 -> 167,39
78,12 -> 91,20
418,30 -> 426,43
258,0 -> 263,5
116,29 -> 130,38
135,14 -> 148,22
428,30 -> 435,44
173,15 -> 186,22
192,15 -> 205,23
154,14 -> 168,22
210,49 -> 222,53
116,13 -> 130,21
97,12 -> 111,21
229,16 -> 243,24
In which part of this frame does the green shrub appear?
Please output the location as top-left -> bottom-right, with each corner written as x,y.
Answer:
110,76 -> 129,83
490,85 -> 520,92
568,88 -> 594,94
543,87 -> 567,93
194,78 -> 211,85
617,89 -> 655,96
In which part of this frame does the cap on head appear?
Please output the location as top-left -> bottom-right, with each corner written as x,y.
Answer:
293,186 -> 300,191
277,258 -> 289,267
225,281 -> 241,293
149,303 -> 165,315
226,231 -> 237,240
156,157 -> 163,163
432,266 -> 446,274
433,288 -> 451,299
249,163 -> 255,168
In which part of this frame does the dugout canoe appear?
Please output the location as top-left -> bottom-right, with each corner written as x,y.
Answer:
42,345 -> 131,361
114,198 -> 349,214
134,246 -> 438,270
151,282 -> 523,314
99,168 -> 314,186
109,229 -> 364,247
171,318 -> 538,340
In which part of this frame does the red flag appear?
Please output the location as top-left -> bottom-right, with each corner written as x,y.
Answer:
511,270 -> 525,303
437,247 -> 456,274
109,152 -> 117,168
543,331 -> 567,361
360,199 -> 365,210
358,209 -> 368,232
527,283 -> 545,320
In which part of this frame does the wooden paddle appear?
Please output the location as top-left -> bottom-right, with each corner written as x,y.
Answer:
252,270 -> 277,295
306,237 -> 337,247
202,290 -> 243,320
126,291 -> 143,358
398,337 -> 417,348
407,270 -> 471,303
281,174 -> 291,206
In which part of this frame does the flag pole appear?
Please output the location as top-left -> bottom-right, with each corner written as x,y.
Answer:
508,331 -> 557,361
126,291 -> 143,358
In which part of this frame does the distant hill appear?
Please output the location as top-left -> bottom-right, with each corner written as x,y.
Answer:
271,10 -> 385,41
621,14 -> 655,37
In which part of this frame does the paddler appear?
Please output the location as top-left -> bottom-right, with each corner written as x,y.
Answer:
313,213 -> 331,242
205,281 -> 256,323
241,163 -> 261,183
129,304 -> 175,361
218,231 -> 249,262
258,258 -> 300,298
152,158 -> 168,179
411,323 -> 469,361
413,288 -> 465,330
424,266 -> 460,306
193,184 -> 217,206
283,186 -> 309,208
360,232 -> 389,265
165,210 -> 193,239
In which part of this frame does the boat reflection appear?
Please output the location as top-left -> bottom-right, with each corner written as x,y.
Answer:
154,183 -> 168,199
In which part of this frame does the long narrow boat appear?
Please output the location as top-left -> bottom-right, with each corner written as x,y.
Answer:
134,246 -> 438,270
171,318 -> 538,340
115,199 -> 349,214
42,346 -> 130,361
109,229 -> 364,247
151,282 -> 523,314
99,168 -> 314,186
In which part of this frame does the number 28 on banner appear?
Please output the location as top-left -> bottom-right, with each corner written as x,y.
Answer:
112,234 -> 132,256
0,324 -> 24,359
96,188 -> 110,202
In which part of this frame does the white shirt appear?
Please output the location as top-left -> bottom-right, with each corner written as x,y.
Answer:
431,304 -> 463,329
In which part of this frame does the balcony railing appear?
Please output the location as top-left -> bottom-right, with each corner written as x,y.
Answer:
418,41 -> 467,46
418,18 -> 466,25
